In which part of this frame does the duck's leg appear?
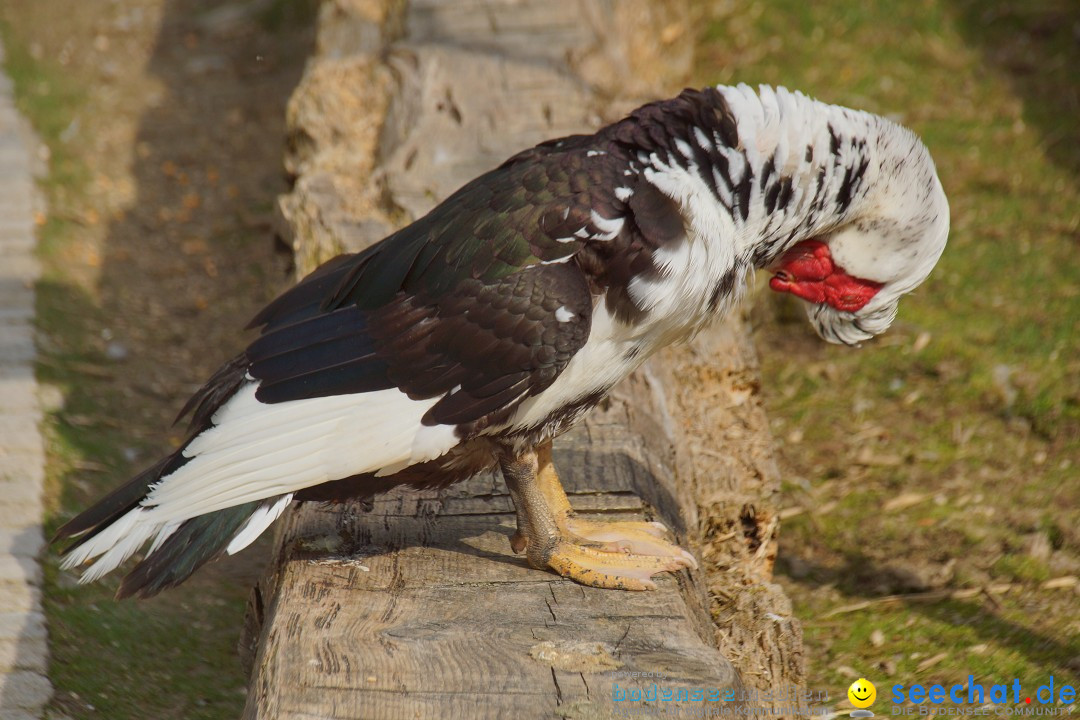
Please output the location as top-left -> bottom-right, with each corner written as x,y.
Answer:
500,441 -> 696,591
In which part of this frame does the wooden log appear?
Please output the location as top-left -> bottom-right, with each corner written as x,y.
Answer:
241,423 -> 741,719
241,1 -> 805,717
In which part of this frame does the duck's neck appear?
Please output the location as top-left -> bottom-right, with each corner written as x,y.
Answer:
613,84 -> 907,271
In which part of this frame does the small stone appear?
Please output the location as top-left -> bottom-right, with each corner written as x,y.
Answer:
105,341 -> 129,361
1041,576 -> 1077,590
1065,655 -> 1080,674
199,3 -> 260,35
882,492 -> 927,512
785,555 -> 810,579
659,23 -> 684,45
38,383 -> 64,412
991,364 -> 1017,407
59,117 -> 80,143
185,55 -> 228,76
870,629 -> 885,647
100,61 -> 120,81
916,652 -> 948,671
1024,532 -> 1052,562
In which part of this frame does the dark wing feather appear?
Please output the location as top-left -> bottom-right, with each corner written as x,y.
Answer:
177,136 -> 676,435
53,455 -> 177,544
247,261 -> 593,429
246,252 -> 359,330
232,144 -> 627,427
174,353 -> 249,432
319,143 -> 628,312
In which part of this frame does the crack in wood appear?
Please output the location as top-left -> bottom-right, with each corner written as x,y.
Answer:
613,623 -> 632,654
544,598 -> 558,624
551,667 -> 563,705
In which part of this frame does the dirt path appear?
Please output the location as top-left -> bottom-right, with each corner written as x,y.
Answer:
1,0 -> 315,717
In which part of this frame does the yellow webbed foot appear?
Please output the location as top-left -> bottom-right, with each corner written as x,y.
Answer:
563,517 -> 698,570
545,541 -> 695,591
500,441 -> 698,591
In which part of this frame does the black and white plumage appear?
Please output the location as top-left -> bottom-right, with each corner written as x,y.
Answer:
56,84 -> 948,597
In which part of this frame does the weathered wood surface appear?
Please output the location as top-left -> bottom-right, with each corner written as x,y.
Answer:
241,424 -> 740,719
242,1 -> 805,717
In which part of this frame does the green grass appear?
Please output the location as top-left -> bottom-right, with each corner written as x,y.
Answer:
695,0 -> 1079,704
5,0 -> 1077,714
0,18 -> 87,194
42,560 -> 254,719
0,12 -> 264,720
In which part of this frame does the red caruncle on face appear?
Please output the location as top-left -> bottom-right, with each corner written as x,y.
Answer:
768,239 -> 882,312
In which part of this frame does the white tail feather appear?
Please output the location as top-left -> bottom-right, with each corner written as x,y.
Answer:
60,508 -> 144,570
147,520 -> 182,555
63,382 -> 460,582
61,507 -> 169,583
143,384 -> 457,522
226,494 -> 292,555
80,522 -> 164,583
64,494 -> 293,584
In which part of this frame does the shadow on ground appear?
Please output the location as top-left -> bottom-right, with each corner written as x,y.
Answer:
948,0 -> 1080,178
775,550 -> 1075,678
41,1 -> 315,718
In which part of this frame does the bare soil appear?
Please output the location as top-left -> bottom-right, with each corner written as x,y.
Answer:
1,0 -> 315,716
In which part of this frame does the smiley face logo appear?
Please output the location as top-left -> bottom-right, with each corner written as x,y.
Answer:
848,678 -> 876,709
